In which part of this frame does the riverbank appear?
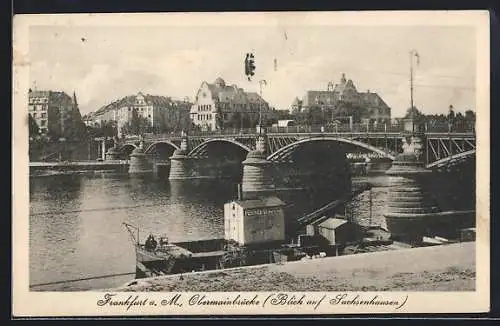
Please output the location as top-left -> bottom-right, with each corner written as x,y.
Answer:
108,242 -> 475,292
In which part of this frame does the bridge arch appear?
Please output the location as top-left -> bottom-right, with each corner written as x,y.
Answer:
426,149 -> 475,169
266,136 -> 396,161
119,144 -> 137,158
188,138 -> 252,157
144,141 -> 180,154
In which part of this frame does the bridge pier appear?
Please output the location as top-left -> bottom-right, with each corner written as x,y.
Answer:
128,141 -> 153,174
105,137 -> 121,161
384,134 -> 440,244
242,133 -> 275,198
169,152 -> 194,180
168,135 -> 195,180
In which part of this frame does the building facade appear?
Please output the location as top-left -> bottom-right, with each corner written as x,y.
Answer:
296,73 -> 391,124
87,92 -> 192,136
190,78 -> 271,131
28,89 -> 84,138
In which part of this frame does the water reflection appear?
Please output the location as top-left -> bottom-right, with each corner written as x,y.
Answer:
29,169 -> 474,291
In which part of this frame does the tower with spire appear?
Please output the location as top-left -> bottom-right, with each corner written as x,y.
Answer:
72,91 -> 78,108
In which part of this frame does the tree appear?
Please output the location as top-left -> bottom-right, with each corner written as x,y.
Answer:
227,112 -> 242,129
121,109 -> 152,136
86,121 -> 117,139
447,105 -> 456,131
215,106 -> 224,130
464,109 -> 475,121
64,119 -> 88,141
28,114 -> 39,139
464,109 -> 476,132
241,114 -> 251,128
454,112 -> 466,132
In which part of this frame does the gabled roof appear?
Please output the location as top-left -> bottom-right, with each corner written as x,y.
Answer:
28,90 -> 50,98
246,92 -> 266,104
291,97 -> 302,106
233,196 -> 286,209
200,78 -> 268,106
359,92 -> 390,109
93,93 -> 186,116
318,217 -> 349,230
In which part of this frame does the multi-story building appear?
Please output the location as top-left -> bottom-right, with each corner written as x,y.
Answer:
296,73 -> 391,124
28,89 -> 83,137
87,92 -> 192,136
190,78 -> 271,131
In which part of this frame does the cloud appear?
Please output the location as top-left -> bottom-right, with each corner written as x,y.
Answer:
28,25 -> 476,117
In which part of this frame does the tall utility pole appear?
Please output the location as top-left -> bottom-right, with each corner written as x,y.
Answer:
410,51 -> 415,111
259,80 -> 267,134
409,49 -> 420,132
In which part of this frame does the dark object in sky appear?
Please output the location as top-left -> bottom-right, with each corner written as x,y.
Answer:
244,52 -> 256,81
81,37 -> 86,42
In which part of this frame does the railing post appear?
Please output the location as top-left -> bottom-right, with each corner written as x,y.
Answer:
426,136 -> 429,166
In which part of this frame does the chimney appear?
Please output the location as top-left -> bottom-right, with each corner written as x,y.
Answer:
367,89 -> 370,93
237,183 -> 244,201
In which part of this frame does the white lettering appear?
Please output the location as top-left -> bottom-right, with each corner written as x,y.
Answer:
245,208 -> 280,217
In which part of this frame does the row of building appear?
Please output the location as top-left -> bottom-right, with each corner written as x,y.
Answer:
28,89 -> 85,138
29,73 -> 392,138
83,92 -> 193,135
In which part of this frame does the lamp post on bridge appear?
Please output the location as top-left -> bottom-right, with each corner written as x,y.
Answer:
383,49 -> 441,245
258,79 -> 267,135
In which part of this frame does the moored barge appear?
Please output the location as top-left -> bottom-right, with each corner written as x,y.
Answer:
124,223 -> 322,278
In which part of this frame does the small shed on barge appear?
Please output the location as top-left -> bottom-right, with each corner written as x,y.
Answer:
305,216 -> 365,246
224,196 -> 286,246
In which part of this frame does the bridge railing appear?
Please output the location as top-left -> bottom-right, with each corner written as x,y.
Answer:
134,123 -> 475,141
267,124 -> 405,134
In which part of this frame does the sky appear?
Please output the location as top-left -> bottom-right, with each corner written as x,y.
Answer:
28,22 -> 476,118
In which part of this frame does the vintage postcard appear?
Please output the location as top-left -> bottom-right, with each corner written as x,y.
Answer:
13,11 -> 490,316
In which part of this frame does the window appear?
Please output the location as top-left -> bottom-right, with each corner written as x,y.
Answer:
41,113 -> 46,118
40,128 -> 47,133
40,120 -> 46,126
32,113 -> 37,118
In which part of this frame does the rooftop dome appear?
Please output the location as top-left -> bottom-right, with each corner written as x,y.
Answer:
340,73 -> 347,84
214,77 -> 226,87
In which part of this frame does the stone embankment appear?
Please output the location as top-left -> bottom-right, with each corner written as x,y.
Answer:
107,242 -> 475,292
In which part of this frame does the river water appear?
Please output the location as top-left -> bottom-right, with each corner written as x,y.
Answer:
29,169 -> 472,291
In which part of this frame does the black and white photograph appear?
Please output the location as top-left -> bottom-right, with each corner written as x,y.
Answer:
13,11 -> 489,316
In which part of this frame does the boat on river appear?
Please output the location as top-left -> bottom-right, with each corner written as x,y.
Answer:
123,223 -> 315,279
